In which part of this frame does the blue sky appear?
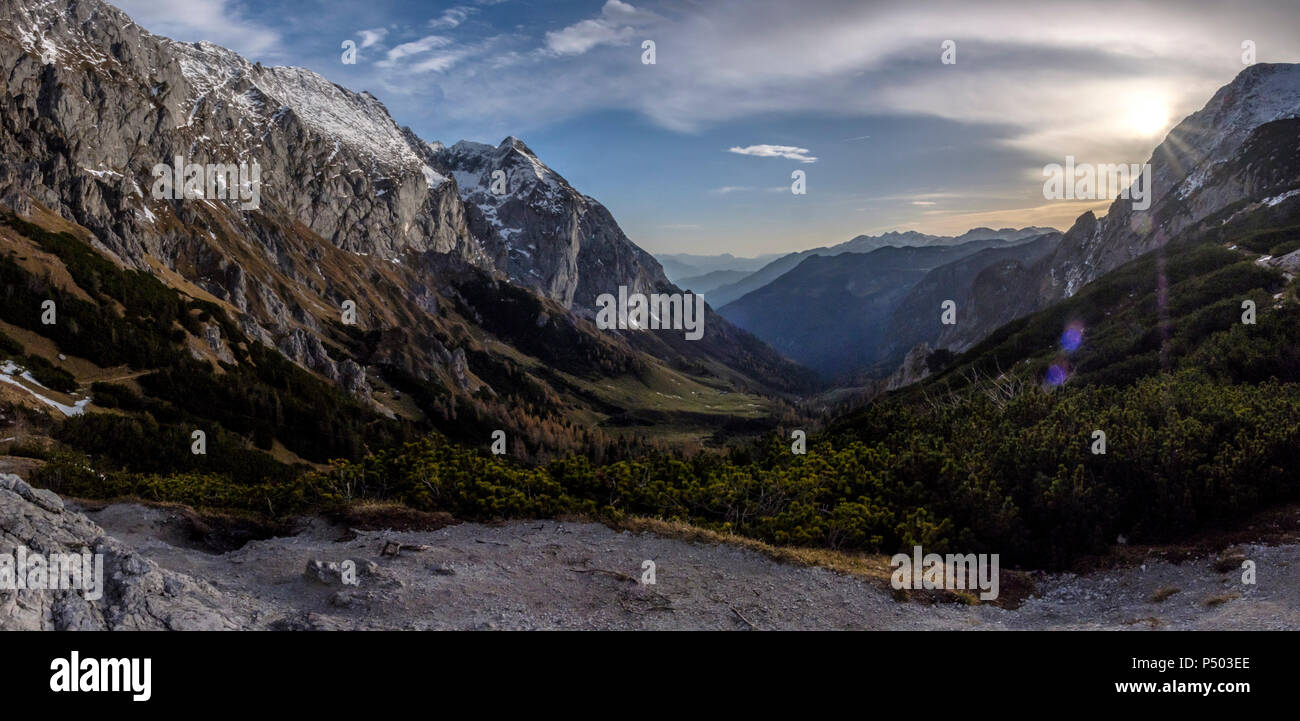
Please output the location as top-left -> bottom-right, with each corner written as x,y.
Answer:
115,0 -> 1300,256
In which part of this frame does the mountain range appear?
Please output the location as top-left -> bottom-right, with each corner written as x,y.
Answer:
0,0 -> 1298,466
702,226 -> 1056,308
0,0 -> 817,463
710,63 -> 1300,382
656,252 -> 781,285
718,232 -> 1062,378
3,0 -> 1300,620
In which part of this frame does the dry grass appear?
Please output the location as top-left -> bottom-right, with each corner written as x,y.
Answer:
1213,549 -> 1249,573
65,496 -> 295,552
328,500 -> 459,533
607,515 -> 1038,609
0,453 -> 47,477
1203,592 -> 1241,607
614,516 -> 892,575
20,201 -> 97,243
1150,586 -> 1181,603
0,225 -> 95,302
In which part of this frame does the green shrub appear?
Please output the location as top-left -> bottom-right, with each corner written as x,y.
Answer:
22,354 -> 77,393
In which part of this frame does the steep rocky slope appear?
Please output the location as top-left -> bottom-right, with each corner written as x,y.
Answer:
1032,63 -> 1300,305
0,473 -> 248,629
432,138 -> 669,312
0,0 -> 813,458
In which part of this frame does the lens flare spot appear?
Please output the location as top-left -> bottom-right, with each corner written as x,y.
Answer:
1046,364 -> 1068,386
1061,323 -> 1084,352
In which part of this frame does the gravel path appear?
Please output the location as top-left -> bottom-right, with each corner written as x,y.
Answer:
80,502 -> 1300,630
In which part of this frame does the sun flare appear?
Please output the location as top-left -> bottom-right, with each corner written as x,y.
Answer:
1125,100 -> 1170,138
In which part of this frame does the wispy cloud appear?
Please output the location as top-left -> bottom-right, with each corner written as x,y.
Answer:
113,0 -> 280,57
378,35 -> 453,67
545,0 -> 660,55
710,185 -> 789,194
357,28 -> 387,49
411,46 -> 476,73
728,145 -> 818,163
430,7 -> 476,30
378,0 -> 1299,159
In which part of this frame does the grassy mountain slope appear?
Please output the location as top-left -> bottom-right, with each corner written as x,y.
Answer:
0,209 -> 802,487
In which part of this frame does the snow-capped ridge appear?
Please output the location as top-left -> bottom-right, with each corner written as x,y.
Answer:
1165,63 -> 1300,203
168,41 -> 426,171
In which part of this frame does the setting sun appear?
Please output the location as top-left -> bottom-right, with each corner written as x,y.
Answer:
1125,100 -> 1170,137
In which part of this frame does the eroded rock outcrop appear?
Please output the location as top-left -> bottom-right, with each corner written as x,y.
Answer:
0,473 -> 250,630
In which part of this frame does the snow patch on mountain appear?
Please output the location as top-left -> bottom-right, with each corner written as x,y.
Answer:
169,41 -> 428,172
1182,64 -> 1300,163
440,137 -> 569,217
0,361 -> 91,417
1264,188 -> 1300,207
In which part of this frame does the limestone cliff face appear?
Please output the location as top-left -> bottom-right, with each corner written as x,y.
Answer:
432,137 -> 670,313
0,2 -> 483,265
884,343 -> 932,391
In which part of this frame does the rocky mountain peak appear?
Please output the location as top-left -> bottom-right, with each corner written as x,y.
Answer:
433,133 -> 668,310
1044,63 -> 1300,304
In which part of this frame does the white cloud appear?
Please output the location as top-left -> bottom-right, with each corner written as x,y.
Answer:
379,35 -> 454,67
411,47 -> 475,73
357,28 -> 388,49
728,145 -> 818,163
601,0 -> 659,24
709,185 -> 788,194
113,0 -> 280,56
375,33 -> 506,75
430,7 -> 476,30
545,0 -> 659,55
545,19 -> 634,55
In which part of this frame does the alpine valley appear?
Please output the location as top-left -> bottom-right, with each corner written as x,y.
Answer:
2,0 -> 1300,632
0,0 -> 816,472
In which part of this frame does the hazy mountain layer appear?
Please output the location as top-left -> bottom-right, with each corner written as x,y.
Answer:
707,227 -> 1056,308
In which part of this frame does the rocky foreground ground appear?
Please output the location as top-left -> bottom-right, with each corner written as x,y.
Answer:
1,473 -> 1296,630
